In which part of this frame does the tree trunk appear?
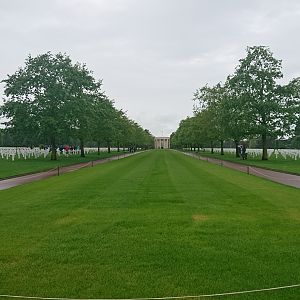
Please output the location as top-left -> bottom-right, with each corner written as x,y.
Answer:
107,142 -> 111,153
80,138 -> 85,157
262,133 -> 268,160
117,142 -> 120,152
220,140 -> 224,155
234,140 -> 239,158
97,141 -> 100,156
210,141 -> 214,154
50,137 -> 57,160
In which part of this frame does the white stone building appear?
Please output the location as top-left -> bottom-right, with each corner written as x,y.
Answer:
154,137 -> 170,149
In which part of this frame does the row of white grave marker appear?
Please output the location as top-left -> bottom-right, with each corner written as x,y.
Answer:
0,147 -> 118,161
203,148 -> 300,160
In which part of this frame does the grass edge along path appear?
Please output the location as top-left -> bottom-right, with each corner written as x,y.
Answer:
0,151 -> 142,190
1,150 -> 300,299
0,151 -> 132,180
180,151 -> 300,189
190,150 -> 300,176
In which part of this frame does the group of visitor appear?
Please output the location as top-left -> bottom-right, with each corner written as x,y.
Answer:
59,145 -> 78,155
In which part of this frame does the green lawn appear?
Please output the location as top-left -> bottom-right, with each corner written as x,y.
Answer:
0,151 -> 124,179
195,150 -> 300,175
0,150 -> 300,299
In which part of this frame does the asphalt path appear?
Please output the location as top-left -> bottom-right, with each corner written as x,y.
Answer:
182,151 -> 300,189
0,152 -> 140,191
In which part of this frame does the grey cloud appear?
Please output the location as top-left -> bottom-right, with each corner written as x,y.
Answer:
1,0 -> 300,136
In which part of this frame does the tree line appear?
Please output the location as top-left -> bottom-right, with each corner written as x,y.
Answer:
171,46 -> 300,160
0,52 -> 154,160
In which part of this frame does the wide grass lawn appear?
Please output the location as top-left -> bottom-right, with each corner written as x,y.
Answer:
1,150 -> 300,299
0,151 -> 123,179
196,150 -> 300,175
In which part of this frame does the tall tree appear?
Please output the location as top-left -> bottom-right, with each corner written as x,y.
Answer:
68,64 -> 104,157
228,46 -> 297,160
92,97 -> 115,155
1,53 -> 92,160
194,83 -> 227,154
222,80 -> 250,157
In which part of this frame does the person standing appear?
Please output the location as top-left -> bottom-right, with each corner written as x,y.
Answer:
241,144 -> 247,160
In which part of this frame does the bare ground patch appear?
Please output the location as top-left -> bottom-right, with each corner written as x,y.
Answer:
55,215 -> 79,225
55,208 -> 91,225
192,214 -> 208,222
288,210 -> 300,222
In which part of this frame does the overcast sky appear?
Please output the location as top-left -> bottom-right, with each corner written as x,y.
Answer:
1,0 -> 300,136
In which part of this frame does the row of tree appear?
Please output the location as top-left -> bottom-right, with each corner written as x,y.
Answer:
171,46 -> 300,160
0,52 -> 154,160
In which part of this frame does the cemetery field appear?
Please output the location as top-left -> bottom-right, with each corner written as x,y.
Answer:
197,151 -> 300,175
0,151 -> 123,179
1,150 -> 300,299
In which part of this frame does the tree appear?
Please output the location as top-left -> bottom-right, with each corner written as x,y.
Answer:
1,52 -> 94,160
143,129 -> 154,149
68,65 -> 105,157
113,110 -> 131,152
173,117 -> 193,150
0,129 -> 3,146
221,80 -> 250,157
228,46 -> 297,160
1,52 -> 154,157
194,83 -> 228,154
0,100 -> 40,146
91,97 -> 114,154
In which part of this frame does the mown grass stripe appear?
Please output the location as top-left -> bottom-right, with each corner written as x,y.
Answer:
1,150 -> 300,299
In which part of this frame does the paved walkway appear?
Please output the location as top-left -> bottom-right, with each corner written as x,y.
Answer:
0,152 -> 140,191
182,151 -> 300,189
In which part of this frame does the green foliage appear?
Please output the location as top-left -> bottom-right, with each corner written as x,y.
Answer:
228,46 -> 298,159
173,46 -> 300,160
193,84 -> 228,152
1,52 -> 153,159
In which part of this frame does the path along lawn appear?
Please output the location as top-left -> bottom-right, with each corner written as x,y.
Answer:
196,150 -> 300,175
0,150 -> 300,299
0,151 -> 123,179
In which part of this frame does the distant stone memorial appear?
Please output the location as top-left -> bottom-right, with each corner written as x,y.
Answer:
154,137 -> 170,149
